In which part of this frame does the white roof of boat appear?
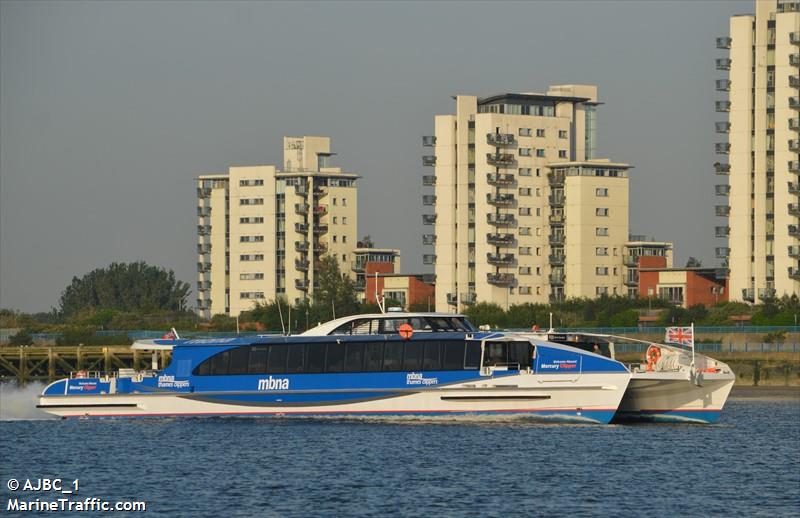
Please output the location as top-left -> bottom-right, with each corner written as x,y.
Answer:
299,312 -> 469,336
131,339 -> 174,351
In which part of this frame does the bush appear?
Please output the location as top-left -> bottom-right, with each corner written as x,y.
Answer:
8,329 -> 33,346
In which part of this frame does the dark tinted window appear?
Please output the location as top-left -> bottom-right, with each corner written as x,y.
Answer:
365,342 -> 384,371
326,343 -> 346,372
229,347 -> 250,375
508,342 -> 531,369
195,357 -> 210,375
484,343 -> 507,366
383,342 -> 404,371
443,341 -> 466,370
286,344 -> 305,373
403,341 -> 424,371
249,346 -> 268,374
210,350 -> 230,375
344,343 -> 366,372
267,346 -> 288,374
306,343 -> 326,373
423,341 -> 442,370
464,341 -> 481,369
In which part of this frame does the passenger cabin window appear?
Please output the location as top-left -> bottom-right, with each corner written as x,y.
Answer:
482,342 -> 531,369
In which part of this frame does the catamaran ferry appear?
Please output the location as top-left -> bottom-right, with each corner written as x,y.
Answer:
37,313 -> 631,423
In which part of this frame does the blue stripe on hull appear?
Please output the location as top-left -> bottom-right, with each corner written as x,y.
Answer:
613,409 -> 722,424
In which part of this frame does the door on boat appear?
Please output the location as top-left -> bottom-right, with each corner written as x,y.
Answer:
481,339 -> 533,375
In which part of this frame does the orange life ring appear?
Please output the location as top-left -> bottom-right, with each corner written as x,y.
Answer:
75,370 -> 88,379
645,346 -> 661,371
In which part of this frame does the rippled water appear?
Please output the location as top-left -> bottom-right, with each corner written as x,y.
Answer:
1,388 -> 798,517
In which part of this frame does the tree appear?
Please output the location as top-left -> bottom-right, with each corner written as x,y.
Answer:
58,261 -> 190,317
8,329 -> 32,346
313,256 -> 359,320
685,257 -> 702,267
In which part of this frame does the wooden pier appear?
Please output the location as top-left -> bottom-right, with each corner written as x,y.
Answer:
0,346 -> 171,385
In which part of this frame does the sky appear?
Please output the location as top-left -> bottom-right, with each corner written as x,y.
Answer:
0,0 -> 753,313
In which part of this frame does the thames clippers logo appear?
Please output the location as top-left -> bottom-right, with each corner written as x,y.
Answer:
539,359 -> 579,370
70,381 -> 97,391
257,376 -> 290,391
406,372 -> 438,386
157,375 -> 190,388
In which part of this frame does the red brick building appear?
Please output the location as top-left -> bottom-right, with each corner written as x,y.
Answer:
639,262 -> 728,308
365,269 -> 435,310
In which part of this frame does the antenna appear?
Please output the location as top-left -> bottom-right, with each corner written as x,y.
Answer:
277,299 -> 286,335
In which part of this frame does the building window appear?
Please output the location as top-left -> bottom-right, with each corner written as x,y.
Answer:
519,267 -> 531,275
240,217 -> 265,224
596,227 -> 609,236
519,207 -> 531,216
519,148 -> 532,157
536,149 -> 545,157
519,128 -> 531,137
559,130 -> 568,139
240,198 -> 264,205
343,236 -> 347,243
519,167 -> 532,176
333,235 -> 338,243
343,217 -> 347,225
659,286 -> 684,304
342,254 -> 347,262
596,267 -> 609,276
240,235 -> 264,243
536,266 -> 541,275
536,129 -> 545,137
239,179 -> 264,187
342,198 -> 347,206
240,254 -> 264,262
558,150 -> 567,158
596,188 -> 608,197
536,168 -> 541,177
596,247 -> 608,256
596,208 -> 609,217
333,216 -> 338,224
519,187 -> 531,196
596,287 -> 609,296
520,247 -> 532,255
519,286 -> 532,295
240,273 -> 265,280
519,227 -> 531,235
240,292 -> 265,299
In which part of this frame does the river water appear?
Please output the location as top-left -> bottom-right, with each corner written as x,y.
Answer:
1,384 -> 798,517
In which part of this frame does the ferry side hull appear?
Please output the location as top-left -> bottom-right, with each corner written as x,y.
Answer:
38,372 -> 629,424
614,372 -> 735,424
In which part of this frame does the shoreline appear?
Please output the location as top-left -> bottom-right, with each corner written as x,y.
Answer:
730,385 -> 800,399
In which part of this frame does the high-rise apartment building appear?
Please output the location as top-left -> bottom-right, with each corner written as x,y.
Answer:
715,0 -> 800,302
424,86 -> 634,312
196,136 -> 359,318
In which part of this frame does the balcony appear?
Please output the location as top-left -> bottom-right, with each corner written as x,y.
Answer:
487,233 -> 514,245
197,225 -> 211,236
446,293 -> 457,306
790,182 -> 800,194
790,225 -> 800,237
487,273 -> 515,285
295,184 -> 308,196
295,279 -> 309,291
549,194 -> 565,206
197,281 -> 211,292
549,254 -> 565,266
549,234 -> 565,245
791,76 -> 800,88
790,54 -> 800,67
351,261 -> 364,273
423,254 -> 437,265
422,155 -> 437,167
715,79 -> 731,91
197,262 -> 211,272
314,205 -> 328,216
789,140 -> 800,152
295,203 -> 309,214
422,214 -> 437,225
295,223 -> 309,233
623,255 -> 638,267
759,288 -> 777,300
715,143 -> 731,154
715,184 -> 730,196
487,173 -> 515,186
716,205 -> 731,217
422,136 -> 436,147
460,292 -> 477,305
422,273 -> 436,284
791,32 -> 800,45
790,97 -> 800,110
313,224 -> 329,235
790,161 -> 800,173
487,133 -> 515,146
548,273 -> 565,286
790,204 -> 800,216
487,253 -> 515,265
715,226 -> 730,237
742,288 -> 754,302
422,175 -> 436,186
715,101 -> 731,112
295,241 -> 309,252
547,171 -> 565,186
789,268 -> 800,280
789,246 -> 800,257
714,162 -> 731,174
487,213 -> 516,226
312,187 -> 327,198
197,187 -> 212,198
716,37 -> 731,49
422,234 -> 436,246
623,273 -> 639,287
486,193 -> 515,206
715,58 -> 731,70
715,121 -> 731,133
313,242 -> 328,253
197,244 -> 212,254
486,153 -> 515,166
197,207 -> 211,217
716,247 -> 730,258
295,259 -> 310,271
423,194 -> 437,206
549,214 -> 564,225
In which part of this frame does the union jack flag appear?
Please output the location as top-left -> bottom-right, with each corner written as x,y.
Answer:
161,330 -> 176,340
665,326 -> 693,346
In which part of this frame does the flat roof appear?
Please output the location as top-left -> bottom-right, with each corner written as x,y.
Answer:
548,160 -> 631,169
477,92 -> 592,105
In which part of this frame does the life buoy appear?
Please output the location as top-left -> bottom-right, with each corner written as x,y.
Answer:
645,346 -> 661,372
